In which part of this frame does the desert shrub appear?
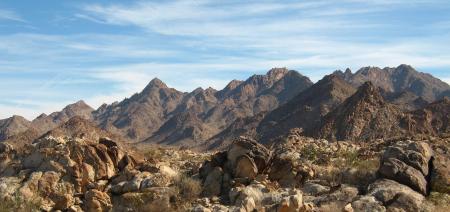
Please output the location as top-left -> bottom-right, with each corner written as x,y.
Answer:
175,175 -> 202,201
144,147 -> 166,160
0,194 -> 41,212
300,144 -> 331,165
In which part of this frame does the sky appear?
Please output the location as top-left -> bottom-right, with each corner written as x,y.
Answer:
1,0 -> 450,119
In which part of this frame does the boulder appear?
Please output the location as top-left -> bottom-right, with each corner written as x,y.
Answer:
378,141 -> 434,195
367,179 -> 424,211
227,137 -> 271,174
378,157 -> 428,195
351,196 -> 385,212
84,189 -> 112,212
235,155 -> 258,180
203,167 -> 224,197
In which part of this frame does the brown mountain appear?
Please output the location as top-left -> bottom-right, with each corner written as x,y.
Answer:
313,82 -> 404,141
102,68 -> 313,146
313,82 -> 450,141
0,115 -> 32,141
31,100 -> 94,134
93,78 -> 186,142
334,64 -> 450,102
257,74 -> 356,143
400,97 -> 450,136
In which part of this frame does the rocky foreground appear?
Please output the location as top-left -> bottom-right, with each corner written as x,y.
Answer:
0,126 -> 449,211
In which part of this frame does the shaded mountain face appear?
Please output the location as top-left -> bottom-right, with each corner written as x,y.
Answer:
257,74 -> 356,143
400,97 -> 450,136
0,115 -> 32,141
334,64 -> 450,102
312,83 -> 450,141
313,82 -> 404,141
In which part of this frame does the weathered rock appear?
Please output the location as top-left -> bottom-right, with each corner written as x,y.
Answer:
351,196 -> 385,212
203,167 -> 224,197
302,182 -> 330,196
367,179 -> 424,211
430,149 -> 450,194
378,157 -> 428,195
227,137 -> 271,174
235,155 -> 258,180
84,189 -> 112,212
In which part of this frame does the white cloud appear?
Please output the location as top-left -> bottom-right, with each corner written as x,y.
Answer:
0,9 -> 25,22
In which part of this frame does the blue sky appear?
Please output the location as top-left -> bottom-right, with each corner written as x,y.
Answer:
1,0 -> 450,119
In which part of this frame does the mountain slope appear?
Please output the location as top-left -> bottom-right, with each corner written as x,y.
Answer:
0,115 -> 32,141
141,68 -> 313,146
313,82 -> 404,141
257,74 -> 356,143
31,100 -> 94,134
334,64 -> 450,101
93,78 -> 186,141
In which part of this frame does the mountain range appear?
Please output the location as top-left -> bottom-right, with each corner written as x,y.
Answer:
1,65 -> 449,149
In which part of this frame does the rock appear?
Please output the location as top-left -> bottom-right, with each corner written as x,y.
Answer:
203,167 -> 223,196
84,189 -> 112,212
277,190 -> 303,212
430,150 -> 450,194
312,184 -> 358,207
378,141 -> 433,195
52,193 -> 75,210
227,137 -> 271,173
378,157 -> 427,195
235,155 -> 258,180
192,205 -> 212,212
351,196 -> 385,212
343,203 -> 353,212
367,179 -> 424,211
233,184 -> 265,207
302,182 -> 330,196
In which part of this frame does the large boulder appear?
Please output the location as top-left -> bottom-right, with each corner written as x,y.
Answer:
378,141 -> 433,195
378,157 -> 428,195
227,137 -> 272,176
365,179 -> 425,211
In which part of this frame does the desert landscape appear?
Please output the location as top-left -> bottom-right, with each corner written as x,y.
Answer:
1,65 -> 449,211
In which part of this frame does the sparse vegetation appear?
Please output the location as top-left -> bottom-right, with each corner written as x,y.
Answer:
0,194 -> 41,212
174,174 -> 202,201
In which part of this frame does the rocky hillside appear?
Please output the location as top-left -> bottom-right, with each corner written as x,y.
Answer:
257,74 -> 356,143
0,105 -> 449,211
0,115 -> 32,141
313,82 -> 404,141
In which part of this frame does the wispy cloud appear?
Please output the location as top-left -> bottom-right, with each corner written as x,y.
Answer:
0,9 -> 25,22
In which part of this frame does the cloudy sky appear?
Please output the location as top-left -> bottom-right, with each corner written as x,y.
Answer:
1,0 -> 450,119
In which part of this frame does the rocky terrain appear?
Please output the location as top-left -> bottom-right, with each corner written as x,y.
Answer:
0,64 -> 449,211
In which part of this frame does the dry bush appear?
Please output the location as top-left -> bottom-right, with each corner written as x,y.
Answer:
0,195 -> 41,212
175,175 -> 202,201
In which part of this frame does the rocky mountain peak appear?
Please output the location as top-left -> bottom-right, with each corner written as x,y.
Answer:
348,81 -> 385,107
143,78 -> 168,91
266,67 -> 289,81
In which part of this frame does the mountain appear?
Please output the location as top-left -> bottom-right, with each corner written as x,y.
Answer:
384,91 -> 429,111
31,100 -> 94,134
95,68 -> 313,146
313,82 -> 450,141
93,78 -> 186,142
0,115 -> 32,141
313,82 -> 404,141
333,64 -> 450,102
400,97 -> 450,136
257,74 -> 356,143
